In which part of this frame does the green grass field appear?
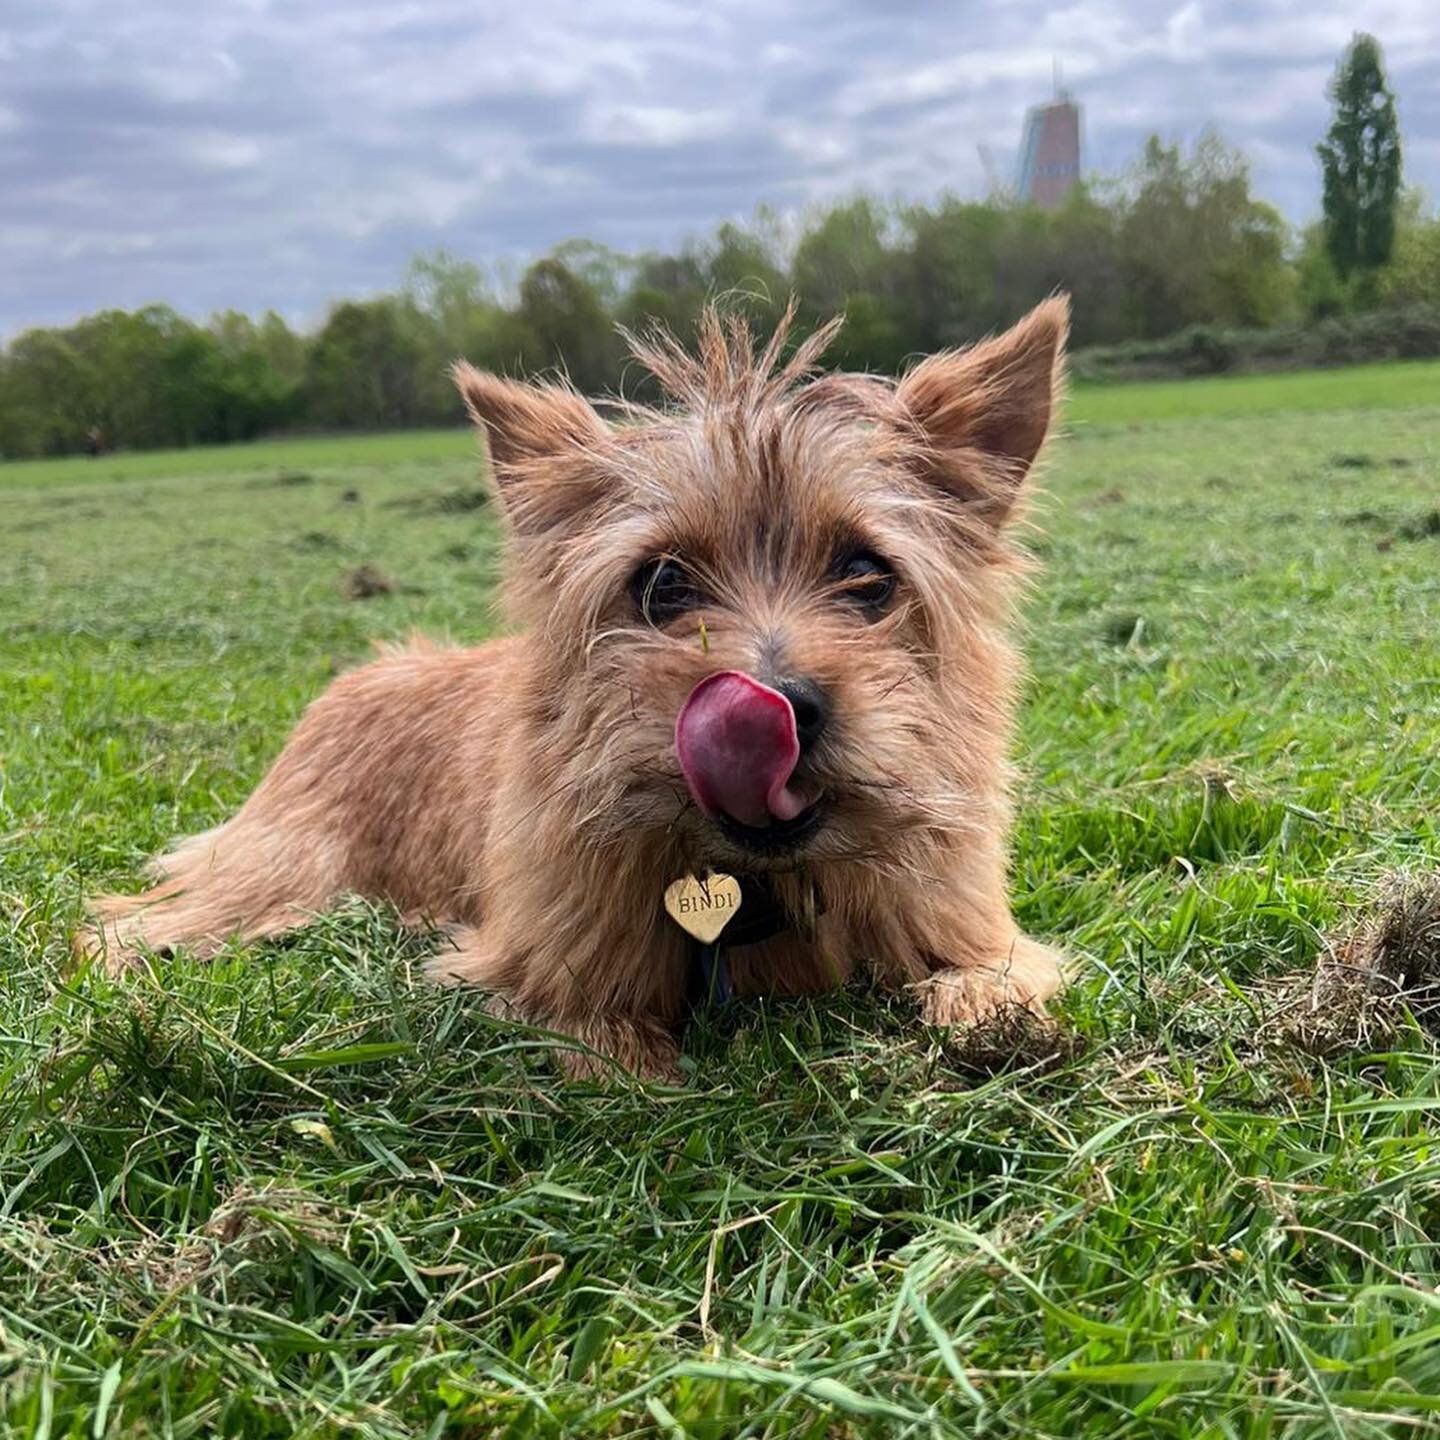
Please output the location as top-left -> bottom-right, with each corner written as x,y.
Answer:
3,363 -> 1440,1436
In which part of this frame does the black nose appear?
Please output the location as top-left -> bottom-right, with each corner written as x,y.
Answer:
773,677 -> 830,755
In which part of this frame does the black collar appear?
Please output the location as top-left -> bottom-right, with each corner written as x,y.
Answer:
715,873 -> 796,947
684,874 -> 823,1011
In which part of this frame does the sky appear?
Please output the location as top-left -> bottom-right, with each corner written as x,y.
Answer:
2,0 -> 1437,338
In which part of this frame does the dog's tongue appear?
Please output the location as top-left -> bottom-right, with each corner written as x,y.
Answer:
675,671 -> 807,828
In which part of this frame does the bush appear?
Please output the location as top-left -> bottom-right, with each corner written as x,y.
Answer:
1073,305 -> 1440,382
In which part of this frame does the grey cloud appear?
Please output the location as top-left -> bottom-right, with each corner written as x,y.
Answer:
1,0 -> 1436,336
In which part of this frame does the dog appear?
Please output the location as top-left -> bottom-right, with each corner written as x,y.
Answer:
82,300 -> 1069,1080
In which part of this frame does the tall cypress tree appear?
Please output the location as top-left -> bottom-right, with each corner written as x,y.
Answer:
1317,33 -> 1402,281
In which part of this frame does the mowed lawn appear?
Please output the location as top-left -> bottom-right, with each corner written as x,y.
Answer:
2,364 -> 1440,1436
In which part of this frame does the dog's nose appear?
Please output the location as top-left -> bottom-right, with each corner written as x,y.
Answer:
772,678 -> 830,755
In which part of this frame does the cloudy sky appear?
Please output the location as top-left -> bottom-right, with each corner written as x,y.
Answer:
2,0 -> 1437,338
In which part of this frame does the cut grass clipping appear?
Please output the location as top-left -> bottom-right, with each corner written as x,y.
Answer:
1262,875 -> 1440,1056
2,363 -> 1440,1435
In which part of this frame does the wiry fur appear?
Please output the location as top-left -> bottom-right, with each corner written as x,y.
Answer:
82,299 -> 1071,1080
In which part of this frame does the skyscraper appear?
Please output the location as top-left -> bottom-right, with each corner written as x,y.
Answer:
1016,94 -> 1081,209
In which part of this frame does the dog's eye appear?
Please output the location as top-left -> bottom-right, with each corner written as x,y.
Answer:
632,557 -> 705,624
834,551 -> 895,613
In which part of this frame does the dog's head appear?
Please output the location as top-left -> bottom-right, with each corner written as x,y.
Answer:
454,299 -> 1066,875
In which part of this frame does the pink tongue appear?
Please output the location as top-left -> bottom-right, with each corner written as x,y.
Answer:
675,671 -> 807,828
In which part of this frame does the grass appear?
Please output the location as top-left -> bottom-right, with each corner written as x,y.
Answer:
1069,356 -> 1440,425
3,362 -> 1440,1435
0,428 -> 478,492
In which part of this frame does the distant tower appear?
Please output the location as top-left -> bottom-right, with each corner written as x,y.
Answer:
1016,90 -> 1081,209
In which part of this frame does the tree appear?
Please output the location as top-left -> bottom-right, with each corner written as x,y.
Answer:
1117,133 -> 1292,338
405,249 -> 489,359
0,329 -> 93,455
1295,224 -> 1349,318
207,310 -> 303,438
898,199 -> 1007,351
1317,33 -> 1402,282
305,299 -> 426,429
548,239 -> 633,310
256,311 -> 308,385
403,250 -> 517,418
516,258 -> 620,395
617,252 -> 709,346
1377,193 -> 1440,307
1043,188 -> 1128,346
792,198 -> 911,371
705,222 -> 788,305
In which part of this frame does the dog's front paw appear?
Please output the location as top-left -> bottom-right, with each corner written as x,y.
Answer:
547,1011 -> 684,1086
916,935 -> 1065,1028
71,917 -> 157,978
558,1043 -> 684,1086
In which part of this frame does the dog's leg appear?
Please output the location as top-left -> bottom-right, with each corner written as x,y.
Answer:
79,646 -> 497,974
513,1000 -> 684,1084
859,854 -> 1065,1029
79,815 -> 347,973
434,923 -> 687,1083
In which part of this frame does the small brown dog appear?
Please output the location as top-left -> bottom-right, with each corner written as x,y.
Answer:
85,301 -> 1068,1079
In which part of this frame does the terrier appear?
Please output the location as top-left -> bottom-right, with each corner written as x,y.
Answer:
84,301 -> 1070,1079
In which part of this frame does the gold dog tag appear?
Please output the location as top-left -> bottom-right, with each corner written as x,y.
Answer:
663,872 -> 742,943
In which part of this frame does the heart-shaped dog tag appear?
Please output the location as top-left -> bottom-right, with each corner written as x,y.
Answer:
663,872 -> 742,943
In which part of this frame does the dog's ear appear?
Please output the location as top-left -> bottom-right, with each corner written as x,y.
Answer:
452,363 -> 611,533
897,295 -> 1068,525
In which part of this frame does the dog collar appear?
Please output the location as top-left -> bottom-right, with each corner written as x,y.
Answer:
678,873 -> 821,1012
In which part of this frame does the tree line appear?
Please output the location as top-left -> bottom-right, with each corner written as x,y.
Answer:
2,34 -> 1434,459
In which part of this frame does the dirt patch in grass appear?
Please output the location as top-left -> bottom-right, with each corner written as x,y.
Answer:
1260,876 -> 1440,1056
1398,510 -> 1440,540
940,1004 -> 1083,1078
383,486 -> 489,517
127,1183 -> 343,1297
1102,613 -> 1161,646
341,564 -> 395,600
